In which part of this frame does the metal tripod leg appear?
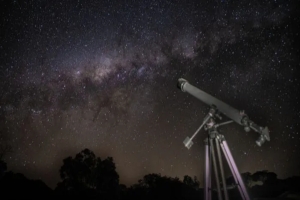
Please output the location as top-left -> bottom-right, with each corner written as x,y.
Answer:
209,138 -> 223,200
219,141 -> 242,197
215,138 -> 229,200
204,139 -> 211,200
219,136 -> 251,200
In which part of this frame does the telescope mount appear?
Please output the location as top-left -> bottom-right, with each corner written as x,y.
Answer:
184,106 -> 251,200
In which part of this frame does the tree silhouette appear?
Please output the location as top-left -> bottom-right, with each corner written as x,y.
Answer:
183,175 -> 200,190
0,160 -> 7,178
251,170 -> 278,184
55,148 -> 120,199
0,171 -> 53,199
126,173 -> 202,200
0,142 -> 12,160
0,142 -> 11,179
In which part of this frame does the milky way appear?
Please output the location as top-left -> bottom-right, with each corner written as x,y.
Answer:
0,0 -> 299,188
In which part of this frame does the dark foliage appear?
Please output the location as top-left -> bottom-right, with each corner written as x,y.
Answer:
0,159 -> 7,178
0,171 -> 53,200
1,150 -> 300,200
124,173 -> 203,200
226,170 -> 300,200
55,148 -> 121,199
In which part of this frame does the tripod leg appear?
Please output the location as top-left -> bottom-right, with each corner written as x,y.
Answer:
204,139 -> 211,200
215,138 -> 229,200
210,138 -> 223,200
220,139 -> 250,200
220,144 -> 241,196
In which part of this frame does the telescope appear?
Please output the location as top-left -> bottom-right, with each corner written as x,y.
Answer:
177,78 -> 270,200
177,78 -> 270,146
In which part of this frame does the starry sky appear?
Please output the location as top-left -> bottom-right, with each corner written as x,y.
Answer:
0,0 -> 299,189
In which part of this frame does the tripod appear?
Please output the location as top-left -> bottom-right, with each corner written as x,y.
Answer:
183,107 -> 251,200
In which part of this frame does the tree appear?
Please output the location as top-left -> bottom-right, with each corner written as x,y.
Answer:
126,173 -> 202,200
0,171 -> 53,199
251,170 -> 278,185
56,148 -> 120,199
0,142 -> 11,179
183,175 -> 200,190
0,160 -> 7,178
127,173 -> 182,200
0,142 -> 12,161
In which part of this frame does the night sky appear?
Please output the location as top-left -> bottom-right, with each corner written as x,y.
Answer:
1,0 -> 299,189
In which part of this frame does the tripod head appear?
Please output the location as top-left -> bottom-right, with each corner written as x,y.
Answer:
178,78 -> 270,147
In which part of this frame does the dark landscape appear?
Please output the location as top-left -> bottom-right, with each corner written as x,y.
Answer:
1,148 -> 300,199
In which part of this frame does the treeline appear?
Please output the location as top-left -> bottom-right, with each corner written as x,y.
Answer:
0,149 -> 299,200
